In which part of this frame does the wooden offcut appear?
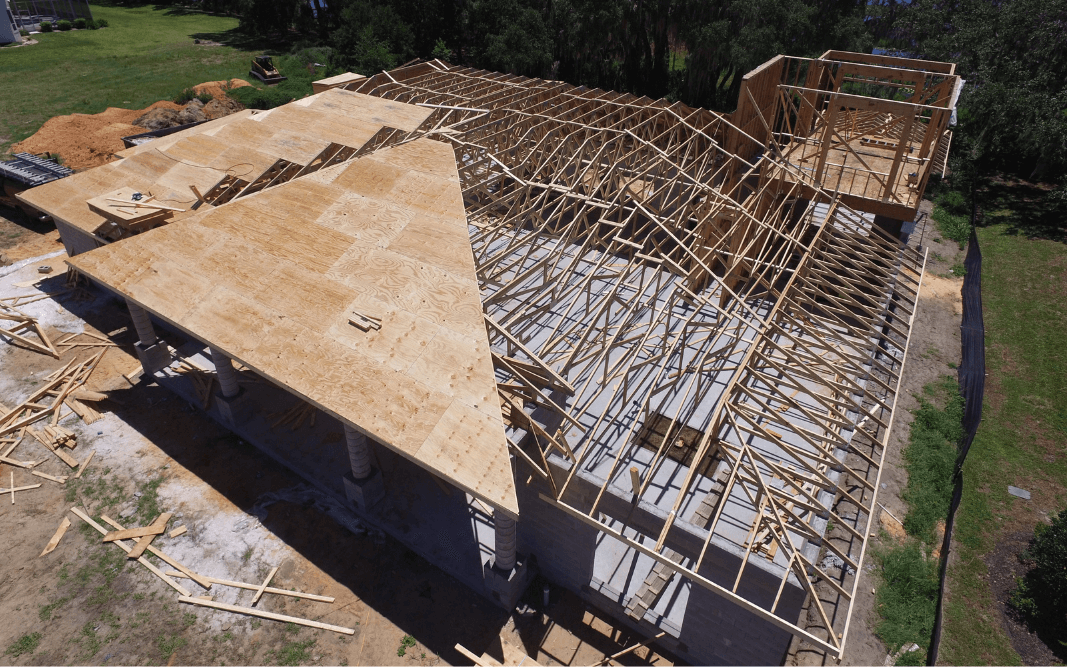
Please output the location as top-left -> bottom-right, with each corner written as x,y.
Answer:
40,517 -> 72,556
178,596 -> 355,635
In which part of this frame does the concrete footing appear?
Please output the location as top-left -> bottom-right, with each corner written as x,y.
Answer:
483,554 -> 532,610
214,386 -> 250,428
342,469 -> 385,511
134,341 -> 172,375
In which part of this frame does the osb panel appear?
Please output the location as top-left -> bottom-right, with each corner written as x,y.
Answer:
68,137 -> 518,516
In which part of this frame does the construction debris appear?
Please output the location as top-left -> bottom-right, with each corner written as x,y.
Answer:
71,507 -> 193,596
100,515 -> 211,589
164,571 -> 334,602
2,471 -> 41,503
270,401 -> 316,431
175,359 -> 215,409
178,597 -> 354,635
0,303 -> 58,358
168,524 -> 187,538
40,516 -> 72,556
0,349 -> 106,447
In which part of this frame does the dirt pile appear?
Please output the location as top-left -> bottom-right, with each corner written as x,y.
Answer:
12,79 -> 251,171
12,101 -> 180,170
133,98 -> 209,131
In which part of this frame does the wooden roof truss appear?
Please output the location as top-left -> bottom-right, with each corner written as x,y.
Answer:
341,61 -> 929,656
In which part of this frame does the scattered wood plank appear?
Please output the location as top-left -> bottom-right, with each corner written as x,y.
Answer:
169,525 -> 187,538
251,567 -> 278,606
454,644 -> 494,667
127,512 -> 172,559
0,455 -> 42,468
591,631 -> 666,666
165,572 -> 333,602
74,450 -> 95,479
103,515 -> 170,542
31,469 -> 67,484
71,507 -> 192,597
178,597 -> 355,635
40,517 -> 72,556
100,515 -> 212,590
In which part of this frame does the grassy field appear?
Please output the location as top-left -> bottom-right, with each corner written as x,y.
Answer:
938,187 -> 1067,664
0,4 -> 261,156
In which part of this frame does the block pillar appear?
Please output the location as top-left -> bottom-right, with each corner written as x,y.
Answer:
341,424 -> 384,511
127,299 -> 171,375
210,347 -> 240,398
494,513 -> 518,571
210,347 -> 246,427
484,509 -> 531,609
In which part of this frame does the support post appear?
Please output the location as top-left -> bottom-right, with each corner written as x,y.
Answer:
210,347 -> 240,399
341,424 -> 384,511
494,512 -> 517,571
483,510 -> 530,608
127,299 -> 171,375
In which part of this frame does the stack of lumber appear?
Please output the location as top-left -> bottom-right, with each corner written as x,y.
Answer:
0,303 -> 58,358
86,188 -> 182,236
174,359 -> 214,409
0,350 -> 106,468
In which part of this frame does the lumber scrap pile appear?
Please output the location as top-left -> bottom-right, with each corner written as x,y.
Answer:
61,506 -> 353,634
270,401 -> 316,431
0,302 -> 58,358
174,359 -> 215,409
0,350 -> 107,469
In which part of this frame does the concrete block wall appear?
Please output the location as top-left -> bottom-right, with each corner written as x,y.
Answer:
514,449 -> 806,665
55,219 -> 102,256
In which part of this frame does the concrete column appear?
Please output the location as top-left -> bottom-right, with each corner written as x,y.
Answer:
209,347 -> 240,398
494,512 -> 517,571
344,424 -> 372,480
127,300 -> 157,346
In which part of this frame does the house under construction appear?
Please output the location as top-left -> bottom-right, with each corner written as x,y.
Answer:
19,50 -> 959,665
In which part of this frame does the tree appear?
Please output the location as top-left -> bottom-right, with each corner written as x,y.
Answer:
467,0 -> 552,77
895,0 -> 1067,182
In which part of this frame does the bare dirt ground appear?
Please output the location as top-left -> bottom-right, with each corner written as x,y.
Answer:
0,236 -> 676,666
982,531 -> 1063,665
786,202 -> 968,666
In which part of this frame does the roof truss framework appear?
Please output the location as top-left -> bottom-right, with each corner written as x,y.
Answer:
346,61 -> 929,656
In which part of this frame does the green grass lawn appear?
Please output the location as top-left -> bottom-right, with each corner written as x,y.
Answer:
0,5 -> 261,156
938,207 -> 1067,664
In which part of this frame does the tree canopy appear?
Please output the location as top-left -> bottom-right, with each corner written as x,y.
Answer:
173,0 -> 1067,188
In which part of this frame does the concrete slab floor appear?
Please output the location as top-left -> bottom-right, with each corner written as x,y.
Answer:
0,249 -> 678,666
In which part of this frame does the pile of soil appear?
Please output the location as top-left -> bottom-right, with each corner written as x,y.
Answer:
12,101 -> 180,170
12,79 -> 251,171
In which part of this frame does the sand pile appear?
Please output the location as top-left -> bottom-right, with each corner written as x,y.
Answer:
13,101 -> 180,170
13,79 -> 251,171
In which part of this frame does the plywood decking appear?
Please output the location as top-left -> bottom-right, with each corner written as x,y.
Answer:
67,138 -> 518,517
18,89 -> 433,242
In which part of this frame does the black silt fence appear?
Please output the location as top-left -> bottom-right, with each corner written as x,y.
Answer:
927,226 -> 985,665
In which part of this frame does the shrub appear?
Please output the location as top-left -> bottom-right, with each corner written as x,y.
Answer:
932,205 -> 970,249
39,21 -> 53,32
85,18 -> 96,29
95,18 -> 108,27
56,19 -> 72,31
902,377 -> 963,541
73,17 -> 86,29
939,190 -> 968,215
174,88 -> 213,105
874,541 -> 940,658
19,28 -> 28,36
1011,507 -> 1067,656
